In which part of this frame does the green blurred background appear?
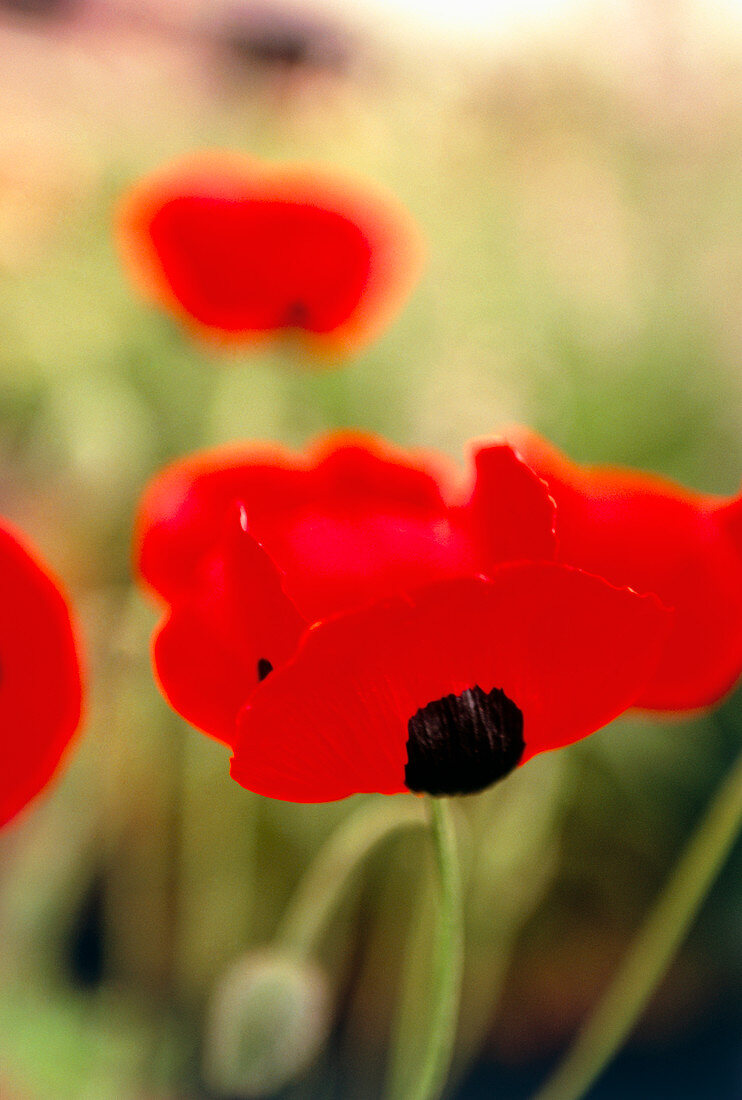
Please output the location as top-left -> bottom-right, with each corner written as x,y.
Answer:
0,0 -> 741,1096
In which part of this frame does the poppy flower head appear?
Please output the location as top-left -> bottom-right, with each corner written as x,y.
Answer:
135,432 -> 672,803
116,152 -> 424,359
0,523 -> 83,828
502,427 -> 742,711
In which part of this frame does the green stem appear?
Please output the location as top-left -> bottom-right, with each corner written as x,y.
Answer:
532,740 -> 742,1100
405,798 -> 465,1100
276,798 -> 427,960
275,797 -> 464,1100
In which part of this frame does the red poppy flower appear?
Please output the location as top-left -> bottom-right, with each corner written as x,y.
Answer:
0,523 -> 83,828
502,427 -> 742,711
136,433 -> 669,802
116,152 -> 424,358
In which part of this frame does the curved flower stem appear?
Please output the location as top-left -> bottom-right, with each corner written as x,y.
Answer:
275,796 -> 464,1100
404,797 -> 465,1100
276,797 -> 427,960
532,741 -> 742,1100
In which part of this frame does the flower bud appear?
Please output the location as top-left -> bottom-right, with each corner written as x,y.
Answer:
204,950 -> 331,1097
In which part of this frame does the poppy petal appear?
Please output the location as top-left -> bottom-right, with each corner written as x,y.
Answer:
504,427 -> 742,710
249,437 -> 469,620
463,441 -> 556,567
136,439 -> 295,603
136,433 -> 465,620
0,525 -> 83,828
153,508 -> 306,745
231,563 -> 669,802
137,434 -> 558,624
117,152 -> 424,357
136,433 -> 461,613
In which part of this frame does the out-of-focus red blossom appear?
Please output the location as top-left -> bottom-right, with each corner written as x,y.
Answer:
501,427 -> 742,711
116,152 -> 424,359
0,523 -> 83,829
135,432 -> 671,803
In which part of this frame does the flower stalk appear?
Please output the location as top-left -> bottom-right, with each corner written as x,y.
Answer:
404,797 -> 465,1100
274,795 -> 464,1100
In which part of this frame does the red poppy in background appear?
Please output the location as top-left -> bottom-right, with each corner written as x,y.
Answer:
136,433 -> 669,802
502,427 -> 742,712
116,152 -> 424,359
0,523 -> 83,829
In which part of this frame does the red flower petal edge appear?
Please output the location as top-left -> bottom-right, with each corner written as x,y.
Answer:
116,151 -> 425,358
136,433 -> 559,745
231,564 -> 670,802
0,523 -> 83,828
153,506 -> 306,745
503,427 -> 742,710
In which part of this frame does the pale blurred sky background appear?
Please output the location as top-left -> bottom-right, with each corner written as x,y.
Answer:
206,0 -> 742,42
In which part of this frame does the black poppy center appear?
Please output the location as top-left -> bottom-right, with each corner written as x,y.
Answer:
257,658 -> 273,682
404,685 -> 525,796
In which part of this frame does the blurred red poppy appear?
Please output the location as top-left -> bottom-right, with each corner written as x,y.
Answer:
0,523 -> 83,828
135,433 -> 669,802
116,152 -> 424,359
502,427 -> 742,711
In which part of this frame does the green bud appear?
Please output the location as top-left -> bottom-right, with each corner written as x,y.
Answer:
204,950 -> 331,1097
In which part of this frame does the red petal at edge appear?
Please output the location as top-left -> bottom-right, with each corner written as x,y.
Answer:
504,427 -> 742,710
0,525 -> 83,828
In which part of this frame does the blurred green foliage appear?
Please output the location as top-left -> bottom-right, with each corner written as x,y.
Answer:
0,7 -> 741,1097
